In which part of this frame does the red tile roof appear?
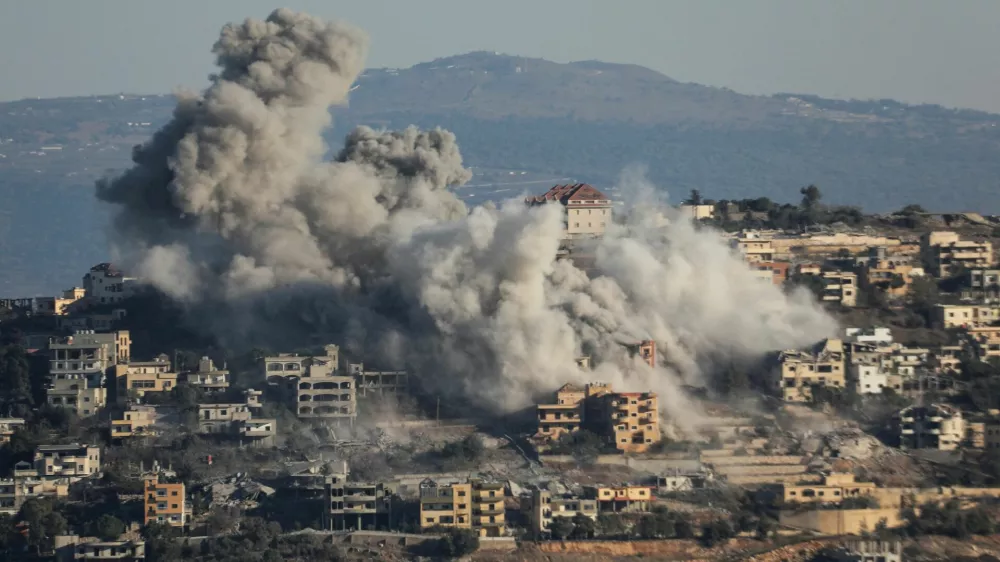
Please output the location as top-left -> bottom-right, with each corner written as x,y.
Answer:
526,183 -> 610,206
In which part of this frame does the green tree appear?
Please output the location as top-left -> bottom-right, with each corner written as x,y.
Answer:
438,528 -> 479,557
549,516 -> 575,540
701,519 -> 735,547
0,344 -> 33,409
90,514 -> 125,542
570,513 -> 596,539
686,189 -> 702,206
596,513 -> 627,538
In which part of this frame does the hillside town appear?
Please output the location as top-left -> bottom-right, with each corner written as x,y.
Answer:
0,182 -> 999,561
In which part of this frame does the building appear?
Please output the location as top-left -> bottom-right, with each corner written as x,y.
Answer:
264,346 -> 356,424
0,478 -> 70,515
731,234 -> 775,264
197,392 -> 257,434
47,331 -> 131,414
933,304 -> 1000,329
965,268 -> 1000,302
143,475 -> 186,527
47,374 -> 107,417
624,340 -> 657,369
525,183 -> 612,239
113,356 -> 177,403
236,419 -> 277,448
420,480 -> 472,531
896,403 -> 966,451
523,487 -> 597,536
844,327 -> 893,347
861,260 -> 924,298
820,271 -> 858,308
346,363 -> 409,397
419,479 -> 507,537
849,363 -> 888,395
750,261 -> 790,285
83,263 -> 138,306
32,288 -> 86,317
778,339 -> 846,402
324,462 -> 389,531
678,203 -> 715,221
53,536 -> 146,562
967,325 -> 1000,360
0,418 -> 25,445
921,232 -> 994,278
110,406 -> 160,439
184,357 -> 229,391
33,444 -> 101,481
583,485 -> 652,513
835,540 -> 903,562
781,473 -> 878,505
881,345 -> 929,377
535,382 -> 661,453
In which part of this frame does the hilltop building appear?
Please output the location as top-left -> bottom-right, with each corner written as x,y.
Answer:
921,232 -> 993,278
525,183 -> 612,239
264,345 -> 356,424
419,478 -> 507,537
83,263 -> 138,306
184,357 -> 230,391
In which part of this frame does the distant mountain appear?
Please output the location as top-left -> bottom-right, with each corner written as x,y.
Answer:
2,52 -> 1000,295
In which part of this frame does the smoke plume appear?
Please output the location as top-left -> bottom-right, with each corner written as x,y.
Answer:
97,9 -> 836,420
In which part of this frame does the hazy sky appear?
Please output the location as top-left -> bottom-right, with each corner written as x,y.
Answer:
2,0 -> 999,112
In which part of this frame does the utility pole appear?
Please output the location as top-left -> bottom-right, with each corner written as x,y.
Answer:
436,397 -> 440,425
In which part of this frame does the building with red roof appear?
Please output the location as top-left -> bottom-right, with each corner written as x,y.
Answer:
526,183 -> 612,239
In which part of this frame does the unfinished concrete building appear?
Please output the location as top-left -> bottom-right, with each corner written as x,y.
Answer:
535,382 -> 662,454
323,462 -> 390,531
895,403 -> 966,451
346,363 -> 409,398
522,487 -> 597,536
778,338 -> 846,402
264,346 -> 356,424
921,231 -> 993,278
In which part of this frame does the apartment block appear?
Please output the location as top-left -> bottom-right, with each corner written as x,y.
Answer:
896,403 -> 966,451
967,326 -> 1000,360
933,304 -> 1000,329
420,479 -> 507,536
31,287 -> 86,317
921,231 -> 993,278
535,382 -> 661,453
0,478 -> 69,516
346,363 -> 409,398
844,327 -> 893,347
782,473 -> 878,505
197,390 -> 259,433
144,475 -> 186,527
264,346 -> 356,424
850,363 -> 888,395
624,340 -> 656,369
112,357 -> 177,403
523,487 -> 597,536
34,444 -> 101,481
419,480 -> 472,531
820,271 -> 858,308
751,261 -> 791,285
535,384 -> 585,441
525,183 -> 612,239
678,203 -> 715,221
965,268 -> 1000,302
731,234 -> 775,264
324,462 -> 389,531
778,339 -> 846,402
47,375 -> 106,417
82,263 -> 138,306
861,260 -> 924,298
110,406 -> 160,439
184,357 -> 230,391
583,485 -> 652,513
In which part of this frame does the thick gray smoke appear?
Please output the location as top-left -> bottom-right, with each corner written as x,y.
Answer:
98,9 -> 836,422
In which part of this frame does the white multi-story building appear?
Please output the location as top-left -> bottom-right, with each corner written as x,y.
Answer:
82,263 -> 138,306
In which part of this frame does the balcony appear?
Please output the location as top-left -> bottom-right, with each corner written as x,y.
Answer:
473,507 -> 504,515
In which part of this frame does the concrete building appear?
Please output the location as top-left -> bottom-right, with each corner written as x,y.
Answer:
965,268 -> 1000,302
678,203 -> 715,221
933,304 -> 1000,329
53,536 -> 145,562
32,288 -> 86,317
781,473 -> 878,505
47,330 -> 131,409
197,392 -> 257,433
47,375 -> 106,417
861,260 -> 924,298
525,183 -> 612,239
0,418 -> 26,445
324,462 -> 389,531
896,403 -> 966,451
184,357 -> 229,391
83,263 -> 138,306
750,261 -> 790,285
624,340 -> 657,369
346,363 -> 409,398
535,382 -> 661,453
921,231 -> 994,278
835,540 -> 903,562
113,356 -> 177,403
844,327 -> 893,347
264,345 -> 356,424
33,444 -> 101,481
731,234 -> 775,264
583,485 -> 652,513
144,475 -> 186,526
110,406 -> 160,440
0,478 -> 70,515
778,339 -> 846,402
820,271 -> 858,308
850,363 -> 888,395
419,479 -> 507,537
967,325 -> 1000,360
523,487 -> 597,536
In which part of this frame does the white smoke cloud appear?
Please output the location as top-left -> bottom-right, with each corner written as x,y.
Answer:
97,9 -> 836,420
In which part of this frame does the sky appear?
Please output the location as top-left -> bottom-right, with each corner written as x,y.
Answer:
2,0 -> 999,112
